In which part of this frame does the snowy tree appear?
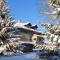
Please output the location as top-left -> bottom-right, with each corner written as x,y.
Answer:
39,0 -> 60,19
0,0 -> 13,44
38,0 -> 60,33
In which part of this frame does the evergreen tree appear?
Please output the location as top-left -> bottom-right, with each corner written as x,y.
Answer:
39,0 -> 60,32
0,0 -> 13,44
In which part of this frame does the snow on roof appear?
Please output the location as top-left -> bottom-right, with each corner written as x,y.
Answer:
13,20 -> 44,34
13,20 -> 30,28
13,20 -> 38,29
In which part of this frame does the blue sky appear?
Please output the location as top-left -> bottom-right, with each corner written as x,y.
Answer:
8,0 -> 47,31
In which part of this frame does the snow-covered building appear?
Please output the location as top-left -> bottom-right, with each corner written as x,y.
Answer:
13,20 -> 45,43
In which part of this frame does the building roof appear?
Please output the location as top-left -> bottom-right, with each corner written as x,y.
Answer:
13,20 -> 44,35
14,20 -> 38,29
